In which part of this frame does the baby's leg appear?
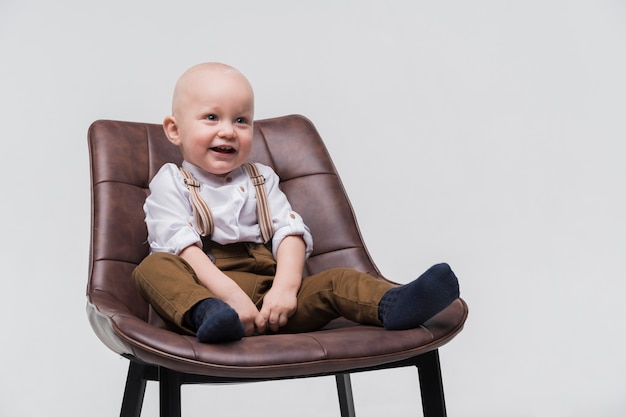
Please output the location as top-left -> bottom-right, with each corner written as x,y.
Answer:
133,252 -> 213,331
133,252 -> 244,343
280,264 -> 459,333
378,263 -> 460,330
280,268 -> 392,333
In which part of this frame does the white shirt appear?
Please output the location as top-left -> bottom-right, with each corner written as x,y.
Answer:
144,160 -> 313,259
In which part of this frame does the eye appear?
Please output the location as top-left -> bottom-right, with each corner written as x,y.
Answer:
205,114 -> 217,121
235,117 -> 248,125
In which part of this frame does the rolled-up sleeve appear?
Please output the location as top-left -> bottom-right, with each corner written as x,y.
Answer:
144,164 -> 202,255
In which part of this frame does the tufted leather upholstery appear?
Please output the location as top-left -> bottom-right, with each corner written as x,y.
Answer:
87,115 -> 468,415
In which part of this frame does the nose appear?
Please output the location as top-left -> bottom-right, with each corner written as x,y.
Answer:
218,122 -> 237,139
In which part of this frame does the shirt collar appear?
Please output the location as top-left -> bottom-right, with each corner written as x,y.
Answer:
181,160 -> 246,186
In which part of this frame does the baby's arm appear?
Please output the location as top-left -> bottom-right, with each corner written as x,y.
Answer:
179,244 -> 267,336
260,235 -> 306,332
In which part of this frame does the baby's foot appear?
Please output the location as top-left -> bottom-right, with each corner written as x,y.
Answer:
190,298 -> 245,343
378,263 -> 460,330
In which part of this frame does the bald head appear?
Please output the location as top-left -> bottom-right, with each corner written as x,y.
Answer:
171,62 -> 254,118
162,63 -> 256,174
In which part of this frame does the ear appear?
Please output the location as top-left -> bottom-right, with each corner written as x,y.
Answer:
163,115 -> 181,146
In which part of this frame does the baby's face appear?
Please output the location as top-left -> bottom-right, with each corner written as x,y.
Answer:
167,67 -> 254,176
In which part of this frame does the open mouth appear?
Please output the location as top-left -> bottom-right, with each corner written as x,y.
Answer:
211,146 -> 236,154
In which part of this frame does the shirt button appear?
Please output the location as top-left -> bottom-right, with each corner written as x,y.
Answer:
240,186 -> 245,192
290,213 -> 296,219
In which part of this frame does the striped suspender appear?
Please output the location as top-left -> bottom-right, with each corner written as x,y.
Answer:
179,163 -> 275,243
179,168 -> 214,237
242,162 -> 274,244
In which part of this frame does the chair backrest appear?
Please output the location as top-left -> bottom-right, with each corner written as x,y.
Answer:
88,115 -> 384,323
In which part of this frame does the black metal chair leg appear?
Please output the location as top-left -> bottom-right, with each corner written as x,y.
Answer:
120,362 -> 149,417
336,373 -> 357,417
119,352 -> 448,417
417,349 -> 447,417
159,367 -> 182,417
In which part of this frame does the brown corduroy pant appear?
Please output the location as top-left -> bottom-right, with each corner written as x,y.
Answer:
132,242 -> 392,335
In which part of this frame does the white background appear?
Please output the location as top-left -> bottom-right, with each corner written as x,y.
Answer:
1,1 -> 625,416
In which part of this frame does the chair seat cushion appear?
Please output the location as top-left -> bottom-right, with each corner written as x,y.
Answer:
88,292 -> 467,379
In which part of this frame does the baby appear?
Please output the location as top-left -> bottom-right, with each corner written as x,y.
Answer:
132,62 -> 460,343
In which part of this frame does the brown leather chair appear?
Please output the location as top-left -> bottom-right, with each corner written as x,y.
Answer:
87,115 -> 468,417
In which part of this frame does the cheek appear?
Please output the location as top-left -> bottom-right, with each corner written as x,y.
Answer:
239,135 -> 254,156
187,133 -> 211,149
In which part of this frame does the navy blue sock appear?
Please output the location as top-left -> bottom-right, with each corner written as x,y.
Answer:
378,263 -> 460,330
190,298 -> 245,343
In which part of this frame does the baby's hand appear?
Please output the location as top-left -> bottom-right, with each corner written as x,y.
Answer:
223,291 -> 265,336
259,286 -> 298,333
